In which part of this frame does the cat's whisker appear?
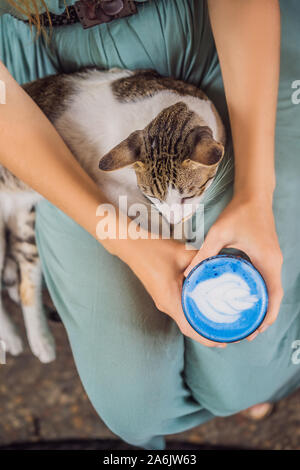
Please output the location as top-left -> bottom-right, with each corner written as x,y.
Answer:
201,152 -> 233,206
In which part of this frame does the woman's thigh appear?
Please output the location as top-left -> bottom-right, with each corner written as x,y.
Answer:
35,201 -> 211,448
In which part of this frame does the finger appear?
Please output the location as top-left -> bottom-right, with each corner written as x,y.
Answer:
258,258 -> 283,324
247,285 -> 282,341
184,228 -> 225,277
247,259 -> 283,339
170,294 -> 226,348
247,330 -> 260,342
259,280 -> 283,330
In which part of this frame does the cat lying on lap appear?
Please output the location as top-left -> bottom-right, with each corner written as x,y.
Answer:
0,68 -> 225,363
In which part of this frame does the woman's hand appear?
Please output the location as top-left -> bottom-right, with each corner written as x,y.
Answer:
115,236 -> 226,348
184,194 -> 284,341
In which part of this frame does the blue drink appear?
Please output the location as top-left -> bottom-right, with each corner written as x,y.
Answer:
181,249 -> 268,343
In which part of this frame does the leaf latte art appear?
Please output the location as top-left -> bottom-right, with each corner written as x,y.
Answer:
188,273 -> 259,324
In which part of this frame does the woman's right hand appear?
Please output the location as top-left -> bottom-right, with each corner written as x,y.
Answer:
113,236 -> 225,348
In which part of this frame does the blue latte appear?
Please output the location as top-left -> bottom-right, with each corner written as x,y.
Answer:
181,250 -> 268,343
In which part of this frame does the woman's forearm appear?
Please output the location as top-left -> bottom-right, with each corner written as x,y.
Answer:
207,0 -> 280,202
0,61 -> 133,253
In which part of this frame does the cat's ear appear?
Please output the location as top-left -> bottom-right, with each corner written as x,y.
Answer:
99,131 -> 144,171
182,126 -> 224,168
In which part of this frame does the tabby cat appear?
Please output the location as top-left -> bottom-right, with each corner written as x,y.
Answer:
0,68 -> 226,363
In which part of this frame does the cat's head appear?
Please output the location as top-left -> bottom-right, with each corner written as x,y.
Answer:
99,102 -> 224,224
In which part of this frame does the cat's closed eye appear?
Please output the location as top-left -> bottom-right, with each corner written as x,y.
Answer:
181,196 -> 194,203
146,194 -> 159,202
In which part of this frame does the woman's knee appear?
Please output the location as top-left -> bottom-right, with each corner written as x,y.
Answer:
67,319 -> 184,445
96,394 -> 163,445
77,356 -> 177,445
185,342 -> 273,417
190,382 -> 259,417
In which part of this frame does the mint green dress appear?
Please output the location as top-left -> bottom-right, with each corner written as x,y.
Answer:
0,0 -> 299,450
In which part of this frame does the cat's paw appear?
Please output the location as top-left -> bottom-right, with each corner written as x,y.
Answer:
28,331 -> 56,363
7,335 -> 23,356
0,324 -> 23,356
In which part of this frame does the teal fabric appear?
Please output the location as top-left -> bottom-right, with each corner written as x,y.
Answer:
0,0 -> 148,19
0,0 -> 299,449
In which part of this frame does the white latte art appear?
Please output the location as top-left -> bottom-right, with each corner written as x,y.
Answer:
188,273 -> 259,324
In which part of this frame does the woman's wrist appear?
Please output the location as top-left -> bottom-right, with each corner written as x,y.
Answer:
233,182 -> 275,207
96,207 -> 155,262
233,149 -> 276,207
232,170 -> 275,208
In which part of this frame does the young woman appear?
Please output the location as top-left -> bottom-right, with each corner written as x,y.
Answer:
0,0 -> 299,449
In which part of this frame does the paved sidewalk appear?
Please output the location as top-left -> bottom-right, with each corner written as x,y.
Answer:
0,295 -> 299,450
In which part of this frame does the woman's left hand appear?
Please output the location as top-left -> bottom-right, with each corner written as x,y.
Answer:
184,194 -> 284,341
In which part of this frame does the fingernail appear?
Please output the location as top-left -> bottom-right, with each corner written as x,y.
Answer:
249,332 -> 259,341
259,325 -> 269,333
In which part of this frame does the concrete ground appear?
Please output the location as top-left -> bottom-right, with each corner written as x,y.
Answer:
0,294 -> 299,450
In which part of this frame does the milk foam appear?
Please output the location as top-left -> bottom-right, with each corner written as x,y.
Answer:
188,272 -> 258,324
